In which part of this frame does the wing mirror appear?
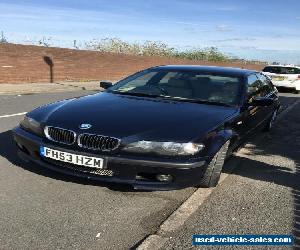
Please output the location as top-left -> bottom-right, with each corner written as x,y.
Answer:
100,81 -> 113,89
249,97 -> 274,106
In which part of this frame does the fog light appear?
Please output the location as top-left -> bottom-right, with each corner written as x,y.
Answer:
156,174 -> 172,182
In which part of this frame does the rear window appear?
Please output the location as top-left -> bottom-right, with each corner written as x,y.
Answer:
263,66 -> 300,74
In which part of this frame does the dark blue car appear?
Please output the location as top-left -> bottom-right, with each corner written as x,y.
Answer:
13,65 -> 280,190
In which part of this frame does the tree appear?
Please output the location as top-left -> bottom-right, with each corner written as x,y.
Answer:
0,31 -> 8,43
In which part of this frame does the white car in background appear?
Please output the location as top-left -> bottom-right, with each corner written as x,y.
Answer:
262,65 -> 300,94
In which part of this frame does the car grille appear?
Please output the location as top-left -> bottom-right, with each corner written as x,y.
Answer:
45,126 -> 76,145
78,133 -> 120,151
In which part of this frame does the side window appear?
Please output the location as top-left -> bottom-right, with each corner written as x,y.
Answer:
247,74 -> 263,99
263,67 -> 280,74
257,73 -> 274,96
281,67 -> 300,74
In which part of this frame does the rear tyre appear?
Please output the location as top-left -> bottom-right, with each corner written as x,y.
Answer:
263,108 -> 278,132
198,141 -> 230,188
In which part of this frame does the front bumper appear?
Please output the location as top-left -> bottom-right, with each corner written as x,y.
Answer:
12,126 -> 208,190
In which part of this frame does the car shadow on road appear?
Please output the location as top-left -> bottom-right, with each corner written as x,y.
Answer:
0,130 -> 139,192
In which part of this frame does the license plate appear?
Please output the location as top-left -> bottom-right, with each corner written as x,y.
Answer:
40,146 -> 104,169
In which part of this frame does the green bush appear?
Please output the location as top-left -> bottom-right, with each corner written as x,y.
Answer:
85,38 -> 229,62
174,47 -> 229,61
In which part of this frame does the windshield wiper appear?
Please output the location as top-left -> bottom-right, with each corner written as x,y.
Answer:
109,91 -> 233,107
108,90 -> 164,98
167,97 -> 233,107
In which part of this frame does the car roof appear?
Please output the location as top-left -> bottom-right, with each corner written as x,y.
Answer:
152,65 -> 258,77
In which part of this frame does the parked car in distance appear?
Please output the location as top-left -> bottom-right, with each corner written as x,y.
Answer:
13,65 -> 280,190
262,65 -> 300,94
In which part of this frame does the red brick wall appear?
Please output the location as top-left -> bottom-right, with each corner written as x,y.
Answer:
0,43 -> 265,84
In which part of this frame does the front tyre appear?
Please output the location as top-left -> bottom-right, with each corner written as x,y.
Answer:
198,141 -> 230,188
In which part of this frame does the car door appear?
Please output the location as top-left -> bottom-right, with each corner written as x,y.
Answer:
239,74 -> 269,136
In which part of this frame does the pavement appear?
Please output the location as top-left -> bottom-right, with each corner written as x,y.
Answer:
0,81 -> 101,95
0,88 -> 299,250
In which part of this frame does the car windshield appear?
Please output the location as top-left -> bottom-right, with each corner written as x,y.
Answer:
263,66 -> 300,74
107,69 -> 242,106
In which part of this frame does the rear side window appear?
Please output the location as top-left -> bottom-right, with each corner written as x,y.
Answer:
263,66 -> 300,74
263,66 -> 281,74
281,67 -> 300,74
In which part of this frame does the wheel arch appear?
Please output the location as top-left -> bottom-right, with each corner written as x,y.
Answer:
204,128 -> 238,159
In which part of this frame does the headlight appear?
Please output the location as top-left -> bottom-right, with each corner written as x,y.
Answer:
20,116 -> 44,136
122,141 -> 204,156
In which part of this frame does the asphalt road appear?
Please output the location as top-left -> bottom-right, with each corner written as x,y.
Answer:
0,90 -> 299,249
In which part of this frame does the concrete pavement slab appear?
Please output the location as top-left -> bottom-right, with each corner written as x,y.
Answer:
0,81 -> 101,95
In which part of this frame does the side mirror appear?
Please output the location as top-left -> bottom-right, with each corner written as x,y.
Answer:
250,97 -> 274,106
100,81 -> 113,89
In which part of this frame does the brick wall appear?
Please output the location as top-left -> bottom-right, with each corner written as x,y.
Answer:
0,43 -> 265,84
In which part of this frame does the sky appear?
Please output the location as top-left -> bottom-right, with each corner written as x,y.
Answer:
1,0 -> 300,64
